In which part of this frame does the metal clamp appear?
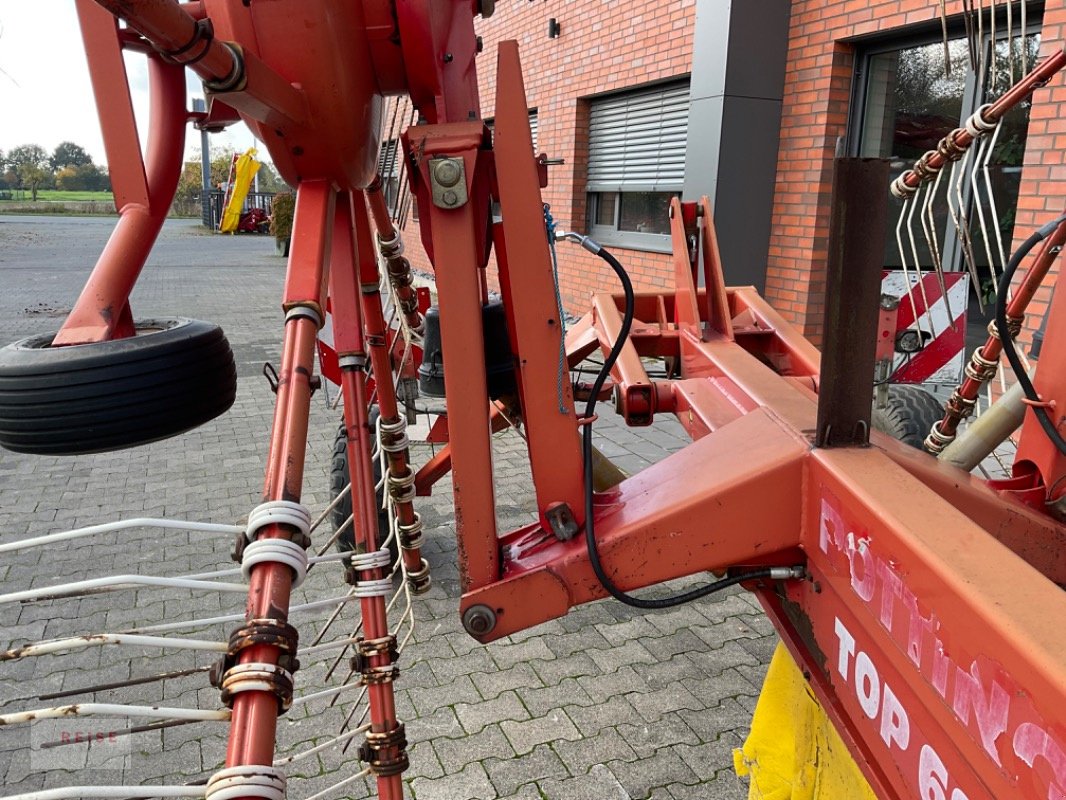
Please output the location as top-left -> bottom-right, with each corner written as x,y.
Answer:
406,557 -> 432,595
359,723 -> 409,777
216,662 -> 295,713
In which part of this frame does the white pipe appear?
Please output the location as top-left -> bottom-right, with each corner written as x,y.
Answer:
1,634 -> 227,661
0,518 -> 242,554
0,703 -> 230,726
3,788 -> 205,799
0,576 -> 248,605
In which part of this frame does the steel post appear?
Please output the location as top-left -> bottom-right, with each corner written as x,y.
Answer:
815,158 -> 890,448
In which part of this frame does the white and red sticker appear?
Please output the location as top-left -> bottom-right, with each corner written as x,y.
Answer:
882,271 -> 969,385
815,490 -> 1066,800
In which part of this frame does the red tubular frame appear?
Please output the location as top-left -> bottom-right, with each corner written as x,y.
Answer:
226,181 -> 335,772
60,4 -> 187,345
354,194 -> 429,587
329,193 -> 405,800
931,218 -> 1066,457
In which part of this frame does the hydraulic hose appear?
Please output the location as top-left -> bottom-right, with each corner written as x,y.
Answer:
996,215 -> 1066,456
556,231 -> 801,609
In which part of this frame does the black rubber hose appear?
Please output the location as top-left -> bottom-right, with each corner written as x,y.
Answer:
581,244 -> 778,609
995,214 -> 1066,456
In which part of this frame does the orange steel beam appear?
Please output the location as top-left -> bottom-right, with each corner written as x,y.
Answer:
493,41 -> 587,526
404,123 -> 500,591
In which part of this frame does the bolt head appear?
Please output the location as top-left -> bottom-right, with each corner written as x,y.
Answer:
433,159 -> 462,188
462,605 -> 497,636
442,189 -> 458,206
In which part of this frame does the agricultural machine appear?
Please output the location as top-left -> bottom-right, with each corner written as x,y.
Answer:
0,1 -> 1065,798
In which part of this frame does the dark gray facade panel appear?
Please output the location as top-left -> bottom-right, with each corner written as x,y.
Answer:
684,0 -> 792,292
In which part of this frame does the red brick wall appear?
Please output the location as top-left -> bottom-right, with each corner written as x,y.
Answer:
1007,4 -> 1066,339
768,0 -> 1066,344
397,0 -> 696,312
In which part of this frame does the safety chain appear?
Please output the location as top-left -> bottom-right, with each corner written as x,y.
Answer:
210,619 -> 301,714
359,723 -> 410,778
349,634 -> 401,687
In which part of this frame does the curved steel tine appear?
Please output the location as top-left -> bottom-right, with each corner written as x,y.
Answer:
982,119 -> 1008,283
968,134 -> 999,300
906,182 -> 938,338
896,196 -> 926,342
951,147 -> 982,309
922,165 -> 957,331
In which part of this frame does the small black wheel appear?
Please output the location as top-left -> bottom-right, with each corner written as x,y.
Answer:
0,318 -> 236,455
330,407 -> 396,562
872,385 -> 944,449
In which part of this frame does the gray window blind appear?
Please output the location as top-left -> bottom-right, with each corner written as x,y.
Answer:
587,80 -> 689,193
378,140 -> 400,178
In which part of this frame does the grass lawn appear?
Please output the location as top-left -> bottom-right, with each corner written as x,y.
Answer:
19,190 -> 115,202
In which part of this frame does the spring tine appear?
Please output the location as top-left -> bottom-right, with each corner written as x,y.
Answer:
922,167 -> 957,331
968,135 -> 999,299
896,197 -> 926,342
906,184 -> 938,338
953,149 -> 983,307
984,0 -> 993,92
36,666 -> 210,702
1007,0 -> 1015,82
982,120 -> 1008,280
1021,0 -> 1028,75
940,0 -> 951,76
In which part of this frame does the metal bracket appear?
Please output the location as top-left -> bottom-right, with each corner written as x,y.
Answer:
544,502 -> 579,542
429,157 -> 468,210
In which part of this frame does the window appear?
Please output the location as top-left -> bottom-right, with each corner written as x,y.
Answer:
378,139 -> 402,216
586,80 -> 689,252
853,23 -> 1040,282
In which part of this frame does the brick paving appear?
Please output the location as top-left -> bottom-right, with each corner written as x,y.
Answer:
0,216 -> 771,799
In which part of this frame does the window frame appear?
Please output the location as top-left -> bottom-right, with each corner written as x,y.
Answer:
847,15 -> 1043,274
585,78 -> 690,254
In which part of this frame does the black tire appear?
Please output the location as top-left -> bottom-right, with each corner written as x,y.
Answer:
872,385 -> 944,449
330,408 -> 396,562
0,318 -> 236,455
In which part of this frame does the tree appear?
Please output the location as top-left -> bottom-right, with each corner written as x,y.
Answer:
16,164 -> 46,201
54,163 -> 109,192
7,144 -> 51,200
50,142 -> 94,171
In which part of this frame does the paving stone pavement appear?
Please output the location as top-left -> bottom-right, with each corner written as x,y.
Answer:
0,216 -> 772,799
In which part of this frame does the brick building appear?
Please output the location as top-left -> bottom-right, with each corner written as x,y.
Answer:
393,0 -> 1060,344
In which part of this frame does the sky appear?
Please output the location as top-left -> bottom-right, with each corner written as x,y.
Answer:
0,2 -> 261,166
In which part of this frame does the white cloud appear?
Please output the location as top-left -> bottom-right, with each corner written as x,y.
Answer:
0,2 -> 262,166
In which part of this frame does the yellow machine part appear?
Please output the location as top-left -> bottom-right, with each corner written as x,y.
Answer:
734,642 -> 877,800
219,148 -> 262,233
